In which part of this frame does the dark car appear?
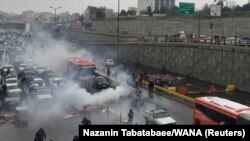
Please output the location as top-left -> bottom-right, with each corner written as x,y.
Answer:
92,76 -> 109,90
34,66 -> 48,77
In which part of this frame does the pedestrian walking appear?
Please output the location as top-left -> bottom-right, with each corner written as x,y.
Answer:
128,109 -> 134,125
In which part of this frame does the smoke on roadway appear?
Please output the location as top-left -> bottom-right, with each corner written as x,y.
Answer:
21,30 -> 132,125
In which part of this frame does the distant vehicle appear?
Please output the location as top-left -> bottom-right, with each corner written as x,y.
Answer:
30,87 -> 53,101
192,35 -> 206,43
4,88 -> 22,108
6,78 -> 18,85
239,37 -> 250,46
24,71 -> 35,78
66,56 -> 96,87
6,83 -> 19,90
168,31 -> 186,42
17,64 -> 27,72
92,76 -> 109,90
35,66 -> 48,77
32,78 -> 46,87
143,107 -> 176,125
105,59 -> 115,67
226,37 -> 239,45
2,65 -> 14,73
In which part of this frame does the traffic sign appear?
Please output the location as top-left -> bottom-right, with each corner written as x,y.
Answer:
210,4 -> 221,17
179,2 -> 195,16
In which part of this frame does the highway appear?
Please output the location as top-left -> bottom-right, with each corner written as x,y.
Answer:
0,33 -> 193,140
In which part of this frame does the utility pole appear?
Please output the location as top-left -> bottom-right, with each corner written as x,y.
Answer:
198,14 -> 201,38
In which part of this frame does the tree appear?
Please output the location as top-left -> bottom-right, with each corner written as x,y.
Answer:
147,6 -> 153,16
199,3 -> 210,16
222,6 -> 233,13
160,6 -> 167,14
120,10 -> 127,16
167,6 -> 179,16
214,0 -> 226,7
127,10 -> 136,16
78,14 -> 85,25
241,3 -> 250,11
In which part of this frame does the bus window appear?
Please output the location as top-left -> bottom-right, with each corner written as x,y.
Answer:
195,103 -> 236,125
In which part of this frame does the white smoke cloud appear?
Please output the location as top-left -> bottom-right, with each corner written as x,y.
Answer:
20,30 -> 132,125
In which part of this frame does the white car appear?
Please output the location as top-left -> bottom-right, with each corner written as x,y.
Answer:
18,64 -> 27,72
34,88 -> 53,101
6,83 -> 19,90
143,108 -> 176,125
3,65 -> 14,73
6,78 -> 18,84
105,59 -> 115,66
5,88 -> 22,105
33,78 -> 46,87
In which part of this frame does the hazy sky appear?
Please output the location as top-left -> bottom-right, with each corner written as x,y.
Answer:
0,0 -> 248,14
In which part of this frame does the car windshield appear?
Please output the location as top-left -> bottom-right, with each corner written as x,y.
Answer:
79,66 -> 96,76
6,79 -> 17,83
96,77 -> 107,83
34,79 -> 43,85
8,85 -> 18,89
154,111 -> 170,118
3,65 -> 12,69
7,92 -> 20,98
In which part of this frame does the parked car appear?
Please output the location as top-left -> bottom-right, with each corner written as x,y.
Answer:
239,37 -> 250,46
226,37 -> 239,46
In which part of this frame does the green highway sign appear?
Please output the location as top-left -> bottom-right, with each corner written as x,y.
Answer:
179,2 -> 195,16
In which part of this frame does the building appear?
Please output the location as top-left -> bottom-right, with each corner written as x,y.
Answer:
85,6 -> 106,20
105,8 -> 115,18
22,10 -> 36,23
137,0 -> 175,13
38,12 -> 53,23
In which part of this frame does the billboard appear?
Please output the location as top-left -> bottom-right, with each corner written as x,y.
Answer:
210,4 -> 221,17
179,2 -> 195,16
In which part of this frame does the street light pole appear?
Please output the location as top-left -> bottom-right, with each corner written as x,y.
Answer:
117,0 -> 120,61
50,6 -> 61,30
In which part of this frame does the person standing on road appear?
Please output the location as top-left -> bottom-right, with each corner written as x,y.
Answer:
186,74 -> 190,83
72,135 -> 79,141
6,68 -> 10,76
162,65 -> 166,74
34,128 -> 46,141
148,80 -> 154,93
81,117 -> 91,125
128,109 -> 134,125
107,67 -> 110,77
